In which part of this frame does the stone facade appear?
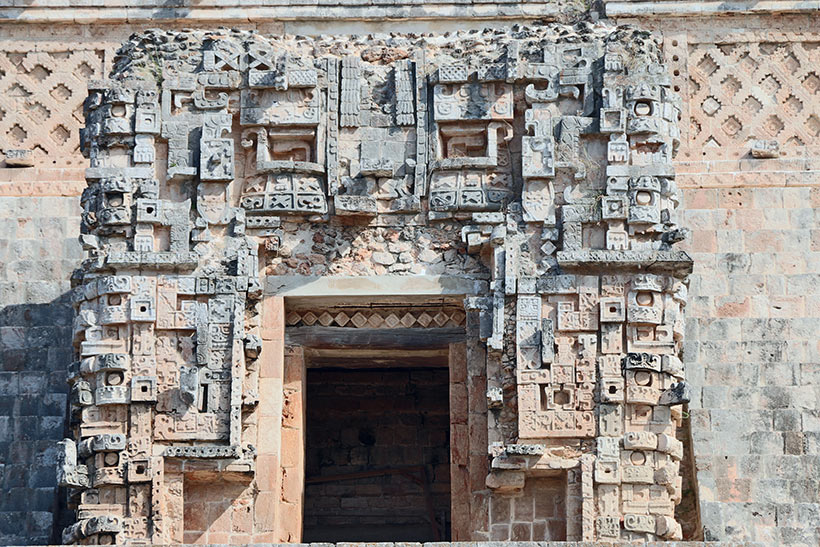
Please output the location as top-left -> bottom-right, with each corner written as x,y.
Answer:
0,1 -> 817,546
51,24 -> 693,544
621,9 -> 820,545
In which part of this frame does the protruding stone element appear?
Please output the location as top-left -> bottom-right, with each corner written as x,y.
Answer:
658,381 -> 691,406
57,439 -> 88,488
751,138 -> 780,158
244,333 -> 262,359
61,25 -> 692,544
487,386 -> 503,409
485,470 -> 526,493
4,149 -> 34,167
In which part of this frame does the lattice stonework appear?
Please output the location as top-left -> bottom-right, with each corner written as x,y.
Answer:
0,50 -> 105,166
286,307 -> 466,329
674,37 -> 820,159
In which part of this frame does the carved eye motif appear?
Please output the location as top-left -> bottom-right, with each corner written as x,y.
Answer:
634,371 -> 652,386
636,291 -> 654,306
634,100 -> 652,116
106,192 -> 124,207
635,190 -> 653,205
106,372 -> 124,386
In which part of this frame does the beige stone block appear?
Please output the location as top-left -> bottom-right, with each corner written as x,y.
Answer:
261,296 -> 284,341
282,388 -> 304,429
283,346 -> 304,389
231,500 -> 253,533
255,454 -> 278,492
256,416 -> 279,456
485,470 -> 525,493
280,427 -> 302,468
253,491 -> 277,533
280,466 -> 302,504
251,531 -> 277,543
206,501 -> 233,533
207,531 -> 230,544
230,533 -> 252,544
257,378 -> 282,418
276,501 -> 301,542
259,338 -> 284,379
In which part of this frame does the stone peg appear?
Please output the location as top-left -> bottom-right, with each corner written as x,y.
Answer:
658,381 -> 691,406
4,149 -> 34,167
750,139 -> 780,159
244,333 -> 263,359
485,470 -> 526,493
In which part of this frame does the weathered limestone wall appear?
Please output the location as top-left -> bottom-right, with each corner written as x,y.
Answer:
607,6 -> 820,545
0,1 -> 817,545
0,23 -> 117,540
0,185 -> 83,543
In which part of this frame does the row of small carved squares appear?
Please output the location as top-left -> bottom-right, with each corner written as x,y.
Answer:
285,308 -> 466,328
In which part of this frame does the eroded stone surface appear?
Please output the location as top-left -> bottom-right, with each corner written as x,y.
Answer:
57,23 -> 692,544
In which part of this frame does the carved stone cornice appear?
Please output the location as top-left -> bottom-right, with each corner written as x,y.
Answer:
605,0 -> 820,18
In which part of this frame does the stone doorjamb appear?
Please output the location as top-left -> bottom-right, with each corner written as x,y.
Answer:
256,274 -> 485,542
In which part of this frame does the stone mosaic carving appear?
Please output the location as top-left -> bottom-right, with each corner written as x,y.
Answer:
61,24 -> 691,543
285,306 -> 466,329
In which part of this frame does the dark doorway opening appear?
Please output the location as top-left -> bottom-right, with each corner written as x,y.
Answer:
303,362 -> 451,542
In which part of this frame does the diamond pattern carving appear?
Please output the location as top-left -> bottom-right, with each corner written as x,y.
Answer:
679,39 -> 820,158
0,49 -> 104,165
285,307 -> 467,328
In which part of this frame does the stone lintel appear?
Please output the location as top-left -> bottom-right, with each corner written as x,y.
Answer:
266,274 -> 488,303
556,250 -> 694,276
0,4 -> 561,24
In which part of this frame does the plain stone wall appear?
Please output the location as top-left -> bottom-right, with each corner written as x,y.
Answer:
0,194 -> 82,544
679,185 -> 820,545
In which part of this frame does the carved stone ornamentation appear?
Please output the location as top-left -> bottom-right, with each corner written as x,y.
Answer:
61,25 -> 691,543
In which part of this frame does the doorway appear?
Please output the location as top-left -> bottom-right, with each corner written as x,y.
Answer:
302,353 -> 451,542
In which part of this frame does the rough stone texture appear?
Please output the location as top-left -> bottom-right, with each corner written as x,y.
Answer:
612,10 -> 820,547
0,195 -> 82,545
47,21 -> 692,544
0,0 -> 593,27
680,185 -> 820,545
0,2 -> 817,546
